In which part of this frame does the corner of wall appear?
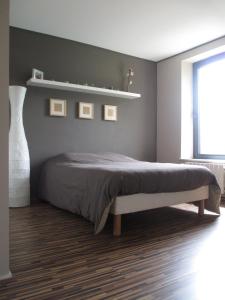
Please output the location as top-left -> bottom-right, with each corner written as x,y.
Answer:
0,0 -> 10,281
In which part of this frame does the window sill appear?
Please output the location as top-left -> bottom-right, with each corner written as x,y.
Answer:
180,158 -> 225,164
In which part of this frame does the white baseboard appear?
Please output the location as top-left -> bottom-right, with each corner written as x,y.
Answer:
0,271 -> 12,281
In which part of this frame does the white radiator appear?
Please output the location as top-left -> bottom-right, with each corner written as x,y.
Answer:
183,160 -> 224,193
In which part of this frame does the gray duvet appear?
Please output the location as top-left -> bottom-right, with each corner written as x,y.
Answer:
39,153 -> 221,233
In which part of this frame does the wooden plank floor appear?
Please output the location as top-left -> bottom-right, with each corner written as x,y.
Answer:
0,202 -> 225,300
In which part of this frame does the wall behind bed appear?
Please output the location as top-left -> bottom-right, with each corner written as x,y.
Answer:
10,27 -> 157,200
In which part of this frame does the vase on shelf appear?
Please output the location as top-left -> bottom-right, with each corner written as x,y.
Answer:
9,86 -> 30,207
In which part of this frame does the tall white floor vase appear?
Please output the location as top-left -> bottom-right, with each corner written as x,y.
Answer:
9,86 -> 30,207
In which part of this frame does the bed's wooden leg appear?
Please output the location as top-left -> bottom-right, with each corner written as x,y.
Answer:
113,214 -> 121,237
198,200 -> 205,216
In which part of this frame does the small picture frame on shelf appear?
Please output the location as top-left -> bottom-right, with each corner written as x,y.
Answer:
49,99 -> 67,117
32,68 -> 44,80
78,102 -> 94,119
104,105 -> 117,121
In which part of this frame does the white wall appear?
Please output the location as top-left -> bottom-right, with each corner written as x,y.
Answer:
180,61 -> 193,160
0,0 -> 10,280
157,36 -> 225,163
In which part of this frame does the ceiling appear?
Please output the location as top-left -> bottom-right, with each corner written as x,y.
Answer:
10,0 -> 225,61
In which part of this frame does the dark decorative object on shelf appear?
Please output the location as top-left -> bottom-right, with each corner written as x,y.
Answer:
126,68 -> 134,92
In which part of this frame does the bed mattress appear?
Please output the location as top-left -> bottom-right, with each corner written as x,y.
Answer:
39,153 -> 221,233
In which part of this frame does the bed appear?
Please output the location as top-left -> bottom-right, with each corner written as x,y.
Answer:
39,153 -> 221,236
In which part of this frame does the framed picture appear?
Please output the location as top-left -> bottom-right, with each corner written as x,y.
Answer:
78,102 -> 94,119
32,68 -> 44,80
49,99 -> 67,117
104,105 -> 117,121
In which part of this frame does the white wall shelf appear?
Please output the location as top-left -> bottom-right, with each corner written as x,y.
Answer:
26,78 -> 141,100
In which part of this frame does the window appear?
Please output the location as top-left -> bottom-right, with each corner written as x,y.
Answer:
193,52 -> 225,159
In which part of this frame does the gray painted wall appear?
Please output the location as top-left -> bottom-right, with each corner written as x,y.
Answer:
10,28 -> 157,198
157,36 -> 225,163
0,0 -> 10,280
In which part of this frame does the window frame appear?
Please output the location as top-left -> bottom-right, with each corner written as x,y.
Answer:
193,52 -> 225,160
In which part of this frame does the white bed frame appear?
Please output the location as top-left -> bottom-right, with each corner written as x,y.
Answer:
110,186 -> 208,236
